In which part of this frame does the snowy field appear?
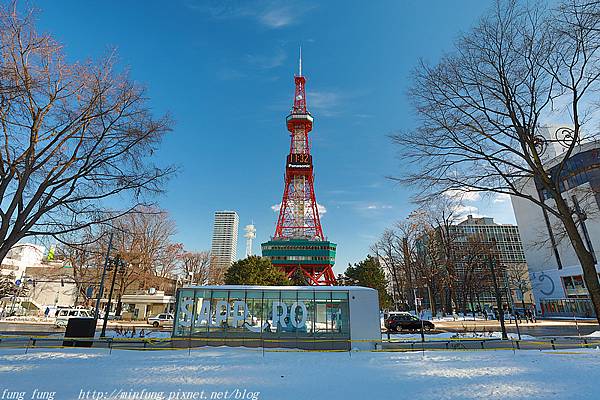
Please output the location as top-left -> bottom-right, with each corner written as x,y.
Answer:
1,347 -> 600,400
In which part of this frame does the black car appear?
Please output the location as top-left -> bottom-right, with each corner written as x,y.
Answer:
385,314 -> 435,332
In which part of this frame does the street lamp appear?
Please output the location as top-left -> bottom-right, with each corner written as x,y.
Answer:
100,255 -> 127,338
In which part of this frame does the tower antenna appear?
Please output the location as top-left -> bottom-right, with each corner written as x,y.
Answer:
299,46 -> 302,76
243,224 -> 256,258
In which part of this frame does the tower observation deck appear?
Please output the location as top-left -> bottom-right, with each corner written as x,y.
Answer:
261,50 -> 337,286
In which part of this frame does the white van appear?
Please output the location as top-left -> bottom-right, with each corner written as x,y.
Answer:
55,308 -> 94,327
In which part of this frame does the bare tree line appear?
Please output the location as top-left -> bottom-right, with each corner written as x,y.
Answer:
391,0 -> 600,324
57,208 -> 211,308
373,197 -> 529,328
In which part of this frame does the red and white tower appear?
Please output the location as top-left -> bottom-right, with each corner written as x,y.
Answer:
262,49 -> 336,285
274,50 -> 324,241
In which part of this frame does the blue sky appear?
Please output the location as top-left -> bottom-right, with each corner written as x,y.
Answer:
35,0 -> 516,273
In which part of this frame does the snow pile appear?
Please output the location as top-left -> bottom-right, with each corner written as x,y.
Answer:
96,327 -> 171,339
384,331 -> 537,341
585,331 -> 600,338
0,315 -> 55,323
1,347 -> 600,399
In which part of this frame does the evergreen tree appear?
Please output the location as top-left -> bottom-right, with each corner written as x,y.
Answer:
289,269 -> 309,286
343,255 -> 392,308
224,256 -> 289,286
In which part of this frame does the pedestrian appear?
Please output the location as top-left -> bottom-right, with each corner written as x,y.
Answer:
483,309 -> 488,320
44,307 -> 50,318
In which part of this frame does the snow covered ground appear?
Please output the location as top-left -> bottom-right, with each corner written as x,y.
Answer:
1,347 -> 599,399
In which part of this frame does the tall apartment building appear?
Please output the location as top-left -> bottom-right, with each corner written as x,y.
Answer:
209,211 -> 239,284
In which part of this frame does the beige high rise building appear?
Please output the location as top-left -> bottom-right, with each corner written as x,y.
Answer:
209,211 -> 239,283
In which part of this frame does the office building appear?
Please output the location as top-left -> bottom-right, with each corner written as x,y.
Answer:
209,211 -> 239,284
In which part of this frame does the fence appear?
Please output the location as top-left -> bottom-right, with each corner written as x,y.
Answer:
540,298 -> 595,318
2,334 -> 600,354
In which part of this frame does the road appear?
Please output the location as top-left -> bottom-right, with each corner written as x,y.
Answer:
432,318 -> 599,337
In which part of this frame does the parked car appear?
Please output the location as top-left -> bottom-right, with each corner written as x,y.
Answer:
55,308 -> 95,327
385,314 -> 435,332
147,313 -> 174,328
382,311 -> 413,320
99,311 -> 121,321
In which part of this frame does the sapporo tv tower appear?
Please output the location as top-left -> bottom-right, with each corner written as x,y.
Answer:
261,50 -> 337,285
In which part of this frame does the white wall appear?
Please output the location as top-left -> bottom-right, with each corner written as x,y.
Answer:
511,181 -> 600,274
349,288 -> 381,350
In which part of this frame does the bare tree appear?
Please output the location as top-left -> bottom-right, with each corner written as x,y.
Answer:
59,228 -> 104,306
371,229 -> 407,309
418,196 -> 463,314
180,251 -> 211,286
506,263 -> 533,309
109,208 -> 179,297
0,4 -> 174,263
391,0 -> 600,324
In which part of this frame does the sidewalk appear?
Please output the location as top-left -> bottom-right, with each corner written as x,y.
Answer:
433,318 -> 598,329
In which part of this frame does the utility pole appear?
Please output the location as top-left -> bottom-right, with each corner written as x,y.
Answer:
100,255 -> 125,338
94,232 -> 114,321
413,287 -> 425,342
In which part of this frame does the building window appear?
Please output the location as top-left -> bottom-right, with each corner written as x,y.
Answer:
562,275 -> 588,298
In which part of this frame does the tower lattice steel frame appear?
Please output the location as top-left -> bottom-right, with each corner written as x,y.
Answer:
263,51 -> 336,286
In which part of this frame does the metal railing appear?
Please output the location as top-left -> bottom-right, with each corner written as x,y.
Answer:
2,333 -> 600,354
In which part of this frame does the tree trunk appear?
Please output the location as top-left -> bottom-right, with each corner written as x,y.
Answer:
440,288 -> 447,317
0,237 -> 20,265
555,196 -> 600,325
469,291 -> 476,318
428,283 -> 436,317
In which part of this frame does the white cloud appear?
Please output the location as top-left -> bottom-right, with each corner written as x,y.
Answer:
493,193 -> 511,203
317,203 -> 327,215
259,6 -> 294,28
191,1 -> 313,29
270,202 -> 327,216
451,204 -> 483,220
443,189 -> 481,202
364,204 -> 393,211
309,90 -> 342,117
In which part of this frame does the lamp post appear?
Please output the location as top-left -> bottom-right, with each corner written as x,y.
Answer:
100,255 -> 126,338
488,255 -> 508,340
